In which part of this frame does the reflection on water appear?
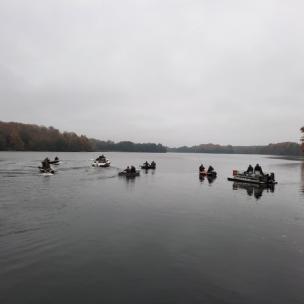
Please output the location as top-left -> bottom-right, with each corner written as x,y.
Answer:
232,182 -> 275,200
1,152 -> 304,304
143,168 -> 156,175
301,162 -> 304,194
199,175 -> 217,185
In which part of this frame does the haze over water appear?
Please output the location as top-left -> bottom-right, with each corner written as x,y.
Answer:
1,152 -> 304,304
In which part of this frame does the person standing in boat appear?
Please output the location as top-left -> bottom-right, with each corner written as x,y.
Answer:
246,164 -> 253,174
254,164 -> 264,176
199,164 -> 205,172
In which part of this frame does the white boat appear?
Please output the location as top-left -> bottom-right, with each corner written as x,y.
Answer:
92,160 -> 111,167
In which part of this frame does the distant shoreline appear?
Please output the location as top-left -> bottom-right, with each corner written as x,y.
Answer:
1,151 -> 304,160
0,121 -> 303,156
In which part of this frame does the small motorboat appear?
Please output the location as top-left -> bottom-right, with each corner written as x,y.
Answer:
141,162 -> 156,170
227,170 -> 277,185
92,154 -> 111,167
118,170 -> 140,178
92,159 -> 111,167
38,166 -> 55,175
199,170 -> 217,178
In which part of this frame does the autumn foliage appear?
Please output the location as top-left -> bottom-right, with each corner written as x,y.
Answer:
0,121 -> 167,152
0,121 -> 92,151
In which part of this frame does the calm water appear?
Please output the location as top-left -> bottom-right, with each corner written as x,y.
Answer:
1,152 -> 304,304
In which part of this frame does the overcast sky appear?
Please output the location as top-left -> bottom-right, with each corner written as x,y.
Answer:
0,0 -> 303,146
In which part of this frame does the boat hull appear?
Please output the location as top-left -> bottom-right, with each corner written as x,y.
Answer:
227,177 -> 277,185
39,167 -> 55,175
118,171 -> 140,177
92,161 -> 111,167
199,171 -> 217,177
141,165 -> 156,170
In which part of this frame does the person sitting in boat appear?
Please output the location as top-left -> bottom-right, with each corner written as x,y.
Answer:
246,164 -> 253,174
42,158 -> 51,170
207,165 -> 214,173
130,166 -> 136,173
125,166 -> 130,173
254,164 -> 264,176
199,164 -> 205,172
144,161 -> 149,167
151,161 -> 156,166
96,155 -> 106,162
55,156 -> 59,161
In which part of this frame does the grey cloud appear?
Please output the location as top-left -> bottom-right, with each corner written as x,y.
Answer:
0,0 -> 303,146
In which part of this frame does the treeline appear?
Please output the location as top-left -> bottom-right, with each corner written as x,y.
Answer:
0,121 -> 167,152
1,121 -> 302,155
0,121 -> 92,151
169,142 -> 303,156
90,139 -> 167,153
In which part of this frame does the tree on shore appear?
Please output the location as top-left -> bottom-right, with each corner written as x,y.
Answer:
0,121 -> 167,152
0,121 -> 92,151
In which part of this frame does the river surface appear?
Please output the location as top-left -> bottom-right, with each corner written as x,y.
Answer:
1,152 -> 304,304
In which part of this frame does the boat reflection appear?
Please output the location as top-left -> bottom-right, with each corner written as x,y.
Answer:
143,168 -> 156,175
301,162 -> 304,194
232,182 -> 275,200
199,175 -> 216,185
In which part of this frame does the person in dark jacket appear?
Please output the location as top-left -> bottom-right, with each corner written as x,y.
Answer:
254,164 -> 264,175
246,164 -> 253,174
42,158 -> 51,170
199,164 -> 205,172
130,166 -> 136,173
207,165 -> 214,173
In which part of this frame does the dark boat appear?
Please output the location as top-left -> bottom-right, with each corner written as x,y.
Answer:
141,164 -> 156,170
227,170 -> 277,185
199,170 -> 217,178
118,170 -> 140,178
140,161 -> 156,170
38,167 -> 55,175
